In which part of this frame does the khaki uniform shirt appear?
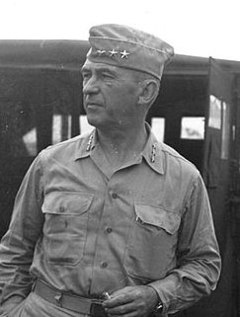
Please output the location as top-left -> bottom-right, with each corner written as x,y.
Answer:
0,127 -> 221,315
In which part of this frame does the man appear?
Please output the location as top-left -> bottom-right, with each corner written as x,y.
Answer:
0,24 -> 220,317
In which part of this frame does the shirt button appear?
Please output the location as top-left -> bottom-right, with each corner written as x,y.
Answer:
101,262 -> 108,268
112,192 -> 118,199
106,227 -> 112,234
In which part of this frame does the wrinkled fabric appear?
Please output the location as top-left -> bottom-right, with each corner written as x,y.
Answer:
0,126 -> 221,316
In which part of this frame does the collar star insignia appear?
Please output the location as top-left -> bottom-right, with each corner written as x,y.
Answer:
151,143 -> 157,163
120,50 -> 130,59
108,49 -> 118,57
97,49 -> 106,55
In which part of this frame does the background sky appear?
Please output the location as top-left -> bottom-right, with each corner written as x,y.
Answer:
0,0 -> 239,61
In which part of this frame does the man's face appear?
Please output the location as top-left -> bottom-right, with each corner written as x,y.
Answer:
81,60 -> 141,130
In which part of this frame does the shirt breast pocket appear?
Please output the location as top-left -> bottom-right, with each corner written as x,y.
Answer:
125,203 -> 181,281
42,192 -> 94,266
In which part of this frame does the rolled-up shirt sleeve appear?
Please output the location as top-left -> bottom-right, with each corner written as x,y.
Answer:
0,154 -> 44,307
149,173 -> 221,315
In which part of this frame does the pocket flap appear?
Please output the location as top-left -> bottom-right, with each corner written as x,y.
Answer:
135,204 -> 181,234
42,192 -> 94,215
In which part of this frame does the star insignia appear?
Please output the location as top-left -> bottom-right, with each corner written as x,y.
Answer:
97,49 -> 106,55
108,49 -> 118,57
120,50 -> 130,59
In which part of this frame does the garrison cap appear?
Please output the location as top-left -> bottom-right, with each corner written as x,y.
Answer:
86,24 -> 174,80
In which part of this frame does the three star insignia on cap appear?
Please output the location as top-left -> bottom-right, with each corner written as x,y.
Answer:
96,48 -> 130,59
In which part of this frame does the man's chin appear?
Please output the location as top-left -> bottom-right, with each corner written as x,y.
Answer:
85,116 -> 100,128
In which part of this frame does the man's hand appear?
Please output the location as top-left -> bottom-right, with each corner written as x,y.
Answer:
102,285 -> 159,317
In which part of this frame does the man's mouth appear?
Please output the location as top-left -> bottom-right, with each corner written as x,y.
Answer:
85,102 -> 102,109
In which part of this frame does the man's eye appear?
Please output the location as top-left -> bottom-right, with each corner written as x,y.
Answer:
102,73 -> 114,79
82,73 -> 91,80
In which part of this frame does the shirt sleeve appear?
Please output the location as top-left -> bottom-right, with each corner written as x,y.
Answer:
0,153 -> 44,307
148,172 -> 221,315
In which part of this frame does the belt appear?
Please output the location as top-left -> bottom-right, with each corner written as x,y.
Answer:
33,279 -> 107,317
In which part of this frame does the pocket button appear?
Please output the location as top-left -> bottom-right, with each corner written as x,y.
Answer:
112,193 -> 118,199
101,262 -> 108,268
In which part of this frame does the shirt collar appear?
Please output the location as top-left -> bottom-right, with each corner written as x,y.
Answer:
74,124 -> 164,175
141,123 -> 164,175
74,129 -> 97,160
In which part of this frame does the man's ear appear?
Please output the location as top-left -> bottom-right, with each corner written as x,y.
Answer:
138,80 -> 160,106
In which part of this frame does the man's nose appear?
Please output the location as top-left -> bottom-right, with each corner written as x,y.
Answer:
82,76 -> 100,95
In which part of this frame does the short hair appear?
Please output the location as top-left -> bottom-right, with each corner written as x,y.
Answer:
131,69 -> 161,107
133,70 -> 160,89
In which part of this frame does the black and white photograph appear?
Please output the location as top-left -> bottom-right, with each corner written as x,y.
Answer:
0,1 -> 239,316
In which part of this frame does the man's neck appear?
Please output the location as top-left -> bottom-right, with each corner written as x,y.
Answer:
96,123 -> 148,169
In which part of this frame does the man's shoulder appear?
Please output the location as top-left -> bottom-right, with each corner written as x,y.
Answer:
39,131 -> 92,159
159,141 -> 199,175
